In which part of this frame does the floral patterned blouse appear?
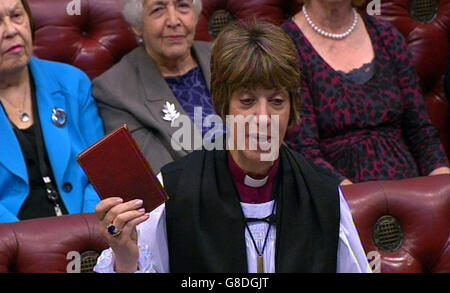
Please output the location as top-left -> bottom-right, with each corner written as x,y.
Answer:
165,66 -> 217,136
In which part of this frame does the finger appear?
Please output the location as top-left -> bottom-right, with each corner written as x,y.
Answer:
120,213 -> 150,240
102,199 -> 144,226
95,197 -> 123,221
112,208 -> 146,230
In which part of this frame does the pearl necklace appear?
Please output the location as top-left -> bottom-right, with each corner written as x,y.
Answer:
302,5 -> 358,40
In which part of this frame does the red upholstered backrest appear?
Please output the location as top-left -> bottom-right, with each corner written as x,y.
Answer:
29,0 -> 137,80
0,214 -> 107,273
377,0 -> 450,160
0,224 -> 17,273
342,174 -> 450,273
195,0 -> 288,41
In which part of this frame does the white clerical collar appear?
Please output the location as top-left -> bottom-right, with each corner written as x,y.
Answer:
244,175 -> 269,188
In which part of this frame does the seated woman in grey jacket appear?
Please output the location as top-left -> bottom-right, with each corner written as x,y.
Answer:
93,0 -> 215,172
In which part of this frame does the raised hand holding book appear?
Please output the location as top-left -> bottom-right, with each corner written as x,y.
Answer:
77,125 -> 169,212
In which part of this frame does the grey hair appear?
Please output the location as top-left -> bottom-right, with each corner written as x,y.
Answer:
123,0 -> 203,29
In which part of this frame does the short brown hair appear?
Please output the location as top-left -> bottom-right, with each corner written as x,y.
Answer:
21,0 -> 35,40
299,0 -> 366,7
210,20 -> 301,126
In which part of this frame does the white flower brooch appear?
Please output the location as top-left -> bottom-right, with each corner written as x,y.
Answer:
162,101 -> 180,122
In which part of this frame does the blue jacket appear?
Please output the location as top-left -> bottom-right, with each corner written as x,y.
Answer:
0,57 -> 105,223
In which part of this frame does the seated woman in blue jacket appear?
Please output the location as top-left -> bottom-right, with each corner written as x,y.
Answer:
0,0 -> 105,223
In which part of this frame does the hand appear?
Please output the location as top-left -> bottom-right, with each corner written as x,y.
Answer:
95,197 -> 150,273
428,167 -> 450,176
339,179 -> 353,186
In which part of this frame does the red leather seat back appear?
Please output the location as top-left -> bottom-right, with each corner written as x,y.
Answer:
0,224 -> 17,273
196,0 -> 287,41
0,214 -> 107,273
378,0 -> 450,160
342,174 -> 450,273
29,0 -> 137,80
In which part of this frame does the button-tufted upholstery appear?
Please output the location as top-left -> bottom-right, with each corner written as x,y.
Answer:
195,0 -> 288,41
342,174 -> 450,273
376,0 -> 450,160
0,214 -> 107,273
29,0 -> 137,80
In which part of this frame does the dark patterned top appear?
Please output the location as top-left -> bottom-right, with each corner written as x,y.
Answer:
282,16 -> 449,183
165,66 -> 217,137
337,59 -> 375,85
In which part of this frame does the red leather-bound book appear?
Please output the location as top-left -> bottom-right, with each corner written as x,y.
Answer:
77,125 -> 169,212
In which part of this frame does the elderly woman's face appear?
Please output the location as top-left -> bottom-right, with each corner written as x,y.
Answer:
228,87 -> 291,163
138,0 -> 197,61
0,0 -> 32,74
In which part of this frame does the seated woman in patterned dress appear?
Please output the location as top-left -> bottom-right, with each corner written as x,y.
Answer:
282,0 -> 450,184
93,0 -> 216,173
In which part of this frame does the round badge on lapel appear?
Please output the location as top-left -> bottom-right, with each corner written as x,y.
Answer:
52,108 -> 67,128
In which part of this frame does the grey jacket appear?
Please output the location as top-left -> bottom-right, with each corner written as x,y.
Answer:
93,41 -> 212,173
